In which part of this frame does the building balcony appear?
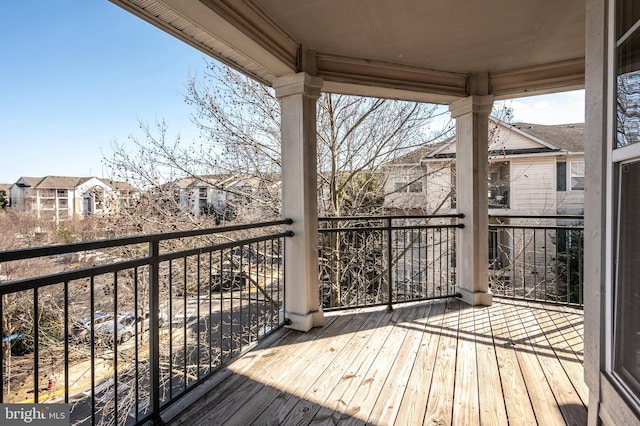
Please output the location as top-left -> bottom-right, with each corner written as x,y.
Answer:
0,215 -> 584,425
169,298 -> 585,425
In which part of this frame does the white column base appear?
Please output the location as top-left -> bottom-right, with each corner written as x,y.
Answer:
456,287 -> 493,306
285,310 -> 324,332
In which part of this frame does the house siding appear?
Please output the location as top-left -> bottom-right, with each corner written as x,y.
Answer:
510,157 -> 557,213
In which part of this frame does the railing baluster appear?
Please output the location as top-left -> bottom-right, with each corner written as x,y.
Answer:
133,267 -> 139,424
33,287 -> 38,403
386,217 -> 393,312
168,259 -> 173,401
149,239 -> 161,425
0,292 -> 3,403
63,280 -> 69,404
90,275 -> 96,426
113,270 -> 119,424
196,252 -> 201,380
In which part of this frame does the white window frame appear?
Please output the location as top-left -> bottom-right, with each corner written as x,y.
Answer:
605,0 -> 640,413
394,177 -> 422,193
569,160 -> 585,191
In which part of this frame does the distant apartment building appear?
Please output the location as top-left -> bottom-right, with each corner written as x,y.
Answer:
9,176 -> 138,222
384,121 -> 585,216
164,174 -> 280,219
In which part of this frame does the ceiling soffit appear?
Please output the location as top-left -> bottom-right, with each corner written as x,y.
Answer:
110,0 -> 586,102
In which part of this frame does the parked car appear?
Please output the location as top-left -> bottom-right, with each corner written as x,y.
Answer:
71,312 -> 112,342
93,310 -> 168,343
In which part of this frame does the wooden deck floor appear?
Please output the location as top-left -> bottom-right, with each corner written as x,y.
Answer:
167,298 -> 587,425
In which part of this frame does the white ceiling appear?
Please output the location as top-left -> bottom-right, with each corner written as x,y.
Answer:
110,0 -> 586,103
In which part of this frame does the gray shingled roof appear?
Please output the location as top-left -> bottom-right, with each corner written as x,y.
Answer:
388,140 -> 451,165
101,179 -> 138,192
15,177 -> 43,187
391,121 -> 584,165
511,122 -> 584,153
36,176 -> 83,189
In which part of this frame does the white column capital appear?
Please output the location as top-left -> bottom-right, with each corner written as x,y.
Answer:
449,95 -> 494,118
273,72 -> 323,99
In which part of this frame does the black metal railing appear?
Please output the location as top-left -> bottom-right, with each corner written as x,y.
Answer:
488,215 -> 584,307
0,219 -> 292,425
318,215 -> 463,311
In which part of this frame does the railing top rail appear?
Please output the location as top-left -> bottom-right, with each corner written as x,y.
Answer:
0,230 -> 293,294
489,224 -> 584,230
489,214 -> 584,220
318,213 -> 464,222
0,218 -> 293,262
319,223 -> 463,232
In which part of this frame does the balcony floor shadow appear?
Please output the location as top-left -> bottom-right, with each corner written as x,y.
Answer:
165,298 -> 586,425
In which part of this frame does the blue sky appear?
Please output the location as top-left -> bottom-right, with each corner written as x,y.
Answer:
0,1 -> 585,184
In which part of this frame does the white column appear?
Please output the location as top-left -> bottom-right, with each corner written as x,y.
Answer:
273,73 -> 324,331
449,95 -> 494,306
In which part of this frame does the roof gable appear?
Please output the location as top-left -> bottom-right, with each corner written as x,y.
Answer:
15,177 -> 43,187
426,121 -> 584,159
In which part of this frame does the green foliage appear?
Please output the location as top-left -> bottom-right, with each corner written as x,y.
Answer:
56,223 -> 76,244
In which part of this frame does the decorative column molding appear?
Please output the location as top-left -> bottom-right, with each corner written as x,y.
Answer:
273,72 -> 324,331
449,95 -> 494,306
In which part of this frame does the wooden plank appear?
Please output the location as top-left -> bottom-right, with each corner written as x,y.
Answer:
220,311 -> 372,425
309,305 -> 407,425
518,303 -> 587,424
452,302 -> 480,426
500,301 -> 567,426
393,301 -> 446,426
530,302 -> 589,421
366,303 -> 431,425
423,299 -> 461,425
542,304 -> 584,363
189,314 -> 344,425
488,301 -> 536,425
281,305 -> 396,425
529,303 -> 588,406
163,326 -> 297,423
173,327 -> 302,425
474,304 -> 509,426
337,304 -> 424,426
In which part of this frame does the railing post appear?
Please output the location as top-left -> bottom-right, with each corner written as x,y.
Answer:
387,217 -> 393,312
149,240 -> 161,424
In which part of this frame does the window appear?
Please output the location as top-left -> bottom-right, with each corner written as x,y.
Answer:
570,161 -> 585,190
612,0 -> 640,406
556,161 -> 584,191
56,189 -> 67,197
394,178 -> 422,193
614,161 -> 640,399
557,162 -> 567,191
41,199 -> 55,210
58,198 -> 68,209
199,187 -> 208,199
